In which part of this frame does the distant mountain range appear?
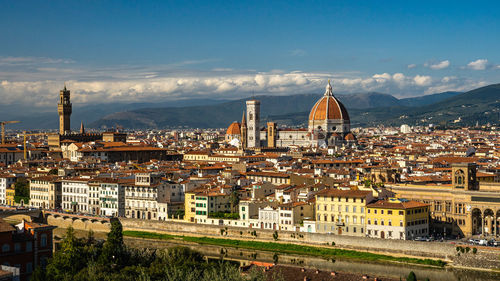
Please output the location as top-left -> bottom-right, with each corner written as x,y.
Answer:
6,84 -> 499,130
267,84 -> 500,128
89,89 -> 467,129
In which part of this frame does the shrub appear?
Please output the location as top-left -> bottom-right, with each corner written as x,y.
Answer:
465,247 -> 470,253
407,271 -> 417,281
456,246 -> 460,252
273,231 -> 279,241
472,248 -> 477,254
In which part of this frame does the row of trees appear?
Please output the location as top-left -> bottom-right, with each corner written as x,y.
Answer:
32,219 -> 269,281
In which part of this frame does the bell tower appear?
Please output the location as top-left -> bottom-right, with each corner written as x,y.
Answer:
452,163 -> 478,190
58,85 -> 72,135
246,100 -> 260,148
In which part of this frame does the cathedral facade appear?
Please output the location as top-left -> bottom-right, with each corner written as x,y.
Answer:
226,81 -> 356,149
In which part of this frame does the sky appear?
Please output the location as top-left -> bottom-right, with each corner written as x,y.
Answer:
0,0 -> 499,107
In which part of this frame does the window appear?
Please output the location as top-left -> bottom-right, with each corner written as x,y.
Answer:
2,244 -> 10,252
14,243 -> 21,253
41,234 -> 47,247
26,262 -> 33,273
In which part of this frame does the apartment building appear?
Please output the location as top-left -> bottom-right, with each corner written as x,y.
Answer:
124,173 -> 162,220
366,198 -> 429,240
315,189 -> 373,236
0,175 -> 16,205
61,178 -> 90,213
28,176 -> 61,209
98,179 -> 125,217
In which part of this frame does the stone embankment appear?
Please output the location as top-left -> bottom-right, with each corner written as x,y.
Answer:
45,213 -> 500,270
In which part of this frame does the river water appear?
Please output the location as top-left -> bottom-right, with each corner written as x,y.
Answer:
56,228 -> 500,281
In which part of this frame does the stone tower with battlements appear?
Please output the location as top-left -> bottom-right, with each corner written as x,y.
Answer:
58,85 -> 72,135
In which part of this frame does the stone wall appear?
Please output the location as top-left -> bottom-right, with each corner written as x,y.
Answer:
46,214 -> 111,232
46,214 -> 500,269
118,218 -> 454,259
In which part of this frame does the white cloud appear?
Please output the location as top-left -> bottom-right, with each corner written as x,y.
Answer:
413,75 -> 432,86
428,60 -> 450,70
467,59 -> 488,70
407,64 -> 417,69
0,56 -> 74,66
289,49 -> 307,57
0,56 -> 491,106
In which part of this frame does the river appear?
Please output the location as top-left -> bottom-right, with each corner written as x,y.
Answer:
55,228 -> 500,281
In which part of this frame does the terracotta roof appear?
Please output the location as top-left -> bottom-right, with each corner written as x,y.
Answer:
309,82 -> 349,121
226,122 -> 241,135
316,188 -> 371,198
367,199 -> 429,210
0,218 -> 15,233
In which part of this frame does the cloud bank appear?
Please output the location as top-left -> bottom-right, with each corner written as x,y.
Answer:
427,60 -> 450,70
0,56 -> 492,107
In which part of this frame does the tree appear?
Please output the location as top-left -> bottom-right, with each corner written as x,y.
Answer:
406,271 -> 417,281
100,218 -> 126,265
48,168 -> 58,175
14,178 -> 30,204
229,190 -> 240,212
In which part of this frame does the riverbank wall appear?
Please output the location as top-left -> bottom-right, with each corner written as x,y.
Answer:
46,213 -> 500,270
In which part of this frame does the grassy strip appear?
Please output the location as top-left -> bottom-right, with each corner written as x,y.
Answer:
123,230 -> 446,267
123,230 -> 175,240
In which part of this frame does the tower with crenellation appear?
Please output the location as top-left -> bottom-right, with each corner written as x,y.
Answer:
57,85 -> 72,135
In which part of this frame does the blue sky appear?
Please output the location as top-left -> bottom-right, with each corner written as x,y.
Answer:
0,0 -> 499,106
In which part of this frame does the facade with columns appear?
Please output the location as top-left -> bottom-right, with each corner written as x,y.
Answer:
227,81 -> 357,149
388,163 -> 500,238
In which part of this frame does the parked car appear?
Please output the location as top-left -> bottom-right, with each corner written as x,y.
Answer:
469,239 -> 480,245
478,239 -> 488,246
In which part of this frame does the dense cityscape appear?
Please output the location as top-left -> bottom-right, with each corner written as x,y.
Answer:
0,80 -> 499,280
1,1 -> 500,281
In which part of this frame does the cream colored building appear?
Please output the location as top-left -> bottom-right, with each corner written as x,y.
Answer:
315,189 -> 373,236
29,176 -> 61,209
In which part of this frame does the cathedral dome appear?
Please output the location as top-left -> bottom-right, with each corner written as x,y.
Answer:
309,81 -> 350,121
344,132 -> 356,141
226,122 -> 241,135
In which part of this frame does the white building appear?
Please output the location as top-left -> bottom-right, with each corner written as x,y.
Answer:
0,175 -> 16,205
400,124 -> 412,134
61,178 -> 90,213
124,173 -> 163,220
99,180 -> 125,217
258,206 -> 279,230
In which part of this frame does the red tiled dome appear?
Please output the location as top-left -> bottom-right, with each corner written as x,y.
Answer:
226,122 -> 241,135
309,81 -> 349,121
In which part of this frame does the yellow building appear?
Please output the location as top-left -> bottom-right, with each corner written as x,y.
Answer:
184,190 -> 198,222
6,184 -> 16,206
315,189 -> 373,236
366,198 -> 429,240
